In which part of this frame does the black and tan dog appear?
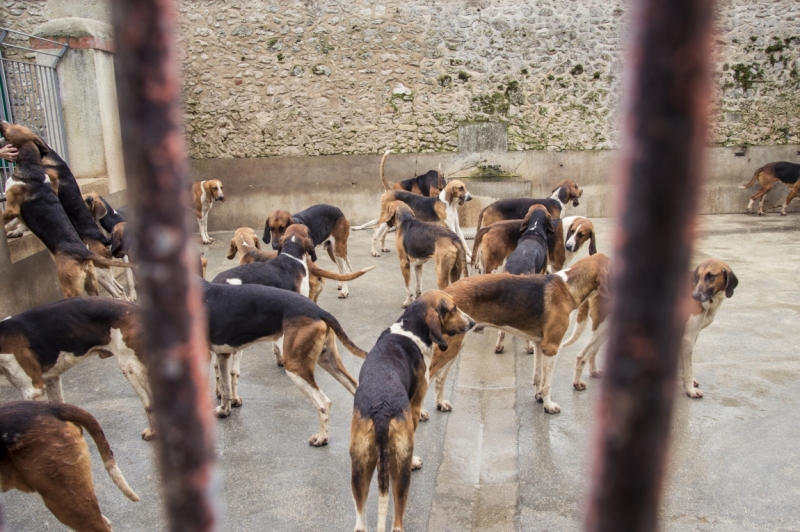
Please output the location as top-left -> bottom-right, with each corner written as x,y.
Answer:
0,401 -> 139,532
0,297 -> 156,440
382,201 -> 468,308
191,179 -> 225,244
739,161 -> 800,216
263,204 -> 356,297
379,149 -> 443,197
475,179 -> 583,231
493,204 -> 554,354
203,279 -> 367,446
428,253 -> 610,414
362,179 -> 473,259
0,121 -> 133,298
83,192 -> 126,236
472,211 -> 596,274
350,290 -> 474,532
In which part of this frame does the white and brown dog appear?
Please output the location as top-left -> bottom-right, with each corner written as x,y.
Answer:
0,297 -> 156,441
350,290 -> 474,532
362,179 -> 473,259
566,258 -> 737,399
430,253 -> 611,414
191,179 -> 225,244
0,401 -> 139,532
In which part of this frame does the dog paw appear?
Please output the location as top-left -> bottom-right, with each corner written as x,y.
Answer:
214,406 -> 231,418
338,291 -> 349,299
371,251 -> 381,257
419,408 -> 430,422
543,401 -> 561,414
411,455 -> 423,470
494,345 -> 504,354
573,380 -> 587,391
590,369 -> 604,378
436,400 -> 453,412
337,282 -> 343,290
525,344 -> 535,355
309,434 -> 329,447
473,324 -> 485,334
534,391 -> 543,403
141,428 -> 156,441
5,230 -> 23,239
758,211 -> 764,216
381,247 -> 390,253
231,397 -> 243,408
692,378 -> 700,388
686,388 -> 704,399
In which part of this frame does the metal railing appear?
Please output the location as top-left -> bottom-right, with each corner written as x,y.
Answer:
0,28 -> 68,200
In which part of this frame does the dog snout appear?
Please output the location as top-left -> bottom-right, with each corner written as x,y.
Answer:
465,193 -> 473,202
691,290 -> 710,302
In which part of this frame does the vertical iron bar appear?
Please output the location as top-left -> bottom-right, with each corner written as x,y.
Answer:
110,1 -> 218,531
584,0 -> 716,531
50,66 -> 68,162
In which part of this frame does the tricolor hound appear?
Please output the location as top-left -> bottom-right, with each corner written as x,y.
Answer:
475,179 -> 583,231
191,179 -> 225,244
350,290 -> 474,532
739,161 -> 800,216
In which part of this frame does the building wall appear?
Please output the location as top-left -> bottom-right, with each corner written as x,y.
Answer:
173,0 -> 800,159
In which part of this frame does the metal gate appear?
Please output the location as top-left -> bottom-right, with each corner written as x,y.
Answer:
0,28 -> 68,200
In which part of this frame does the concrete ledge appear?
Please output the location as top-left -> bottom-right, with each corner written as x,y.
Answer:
189,145 -> 800,231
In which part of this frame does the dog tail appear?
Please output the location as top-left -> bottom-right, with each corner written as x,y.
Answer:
309,262 -> 376,282
471,227 -> 487,269
438,162 -> 444,191
380,150 -> 393,191
49,403 -> 140,502
475,205 -> 489,232
319,311 -> 368,359
457,240 -> 469,280
739,167 -> 762,189
351,218 -> 379,231
375,417 -> 391,532
65,243 -> 135,269
561,299 -> 590,347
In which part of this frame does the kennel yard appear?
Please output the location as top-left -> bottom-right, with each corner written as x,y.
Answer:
2,214 -> 798,532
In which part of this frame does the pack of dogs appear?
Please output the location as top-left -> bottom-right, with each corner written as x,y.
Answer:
2,119 -> 787,531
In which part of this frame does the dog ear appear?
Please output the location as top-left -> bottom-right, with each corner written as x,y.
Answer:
724,268 -> 738,298
598,267 -> 611,299
33,136 -> 49,156
380,203 -> 397,225
693,265 -> 700,286
254,237 -> 262,250
426,307 -> 448,351
588,231 -> 597,255
444,184 -> 454,205
305,237 -> 318,262
520,209 -> 533,233
226,239 -> 237,260
545,213 -> 555,234
262,218 -> 271,245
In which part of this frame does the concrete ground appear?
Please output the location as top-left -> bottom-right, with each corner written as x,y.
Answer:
2,214 -> 800,531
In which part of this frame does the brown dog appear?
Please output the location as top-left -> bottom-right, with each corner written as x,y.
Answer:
383,201 -> 469,308
739,161 -> 800,215
350,290 -> 474,532
191,179 -> 225,244
475,179 -> 583,231
0,401 -> 139,532
429,253 -> 611,414
226,227 -> 266,261
0,121 -> 133,298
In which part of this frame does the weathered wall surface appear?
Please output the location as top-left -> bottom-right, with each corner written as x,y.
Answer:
171,0 -> 799,159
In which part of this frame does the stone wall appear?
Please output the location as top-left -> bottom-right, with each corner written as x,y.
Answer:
173,0 -> 799,159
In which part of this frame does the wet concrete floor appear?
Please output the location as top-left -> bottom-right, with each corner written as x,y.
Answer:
2,214 -> 800,531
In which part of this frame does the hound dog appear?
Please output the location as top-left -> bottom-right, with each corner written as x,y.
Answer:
382,201 -> 469,308
428,253 -> 610,414
0,121 -> 133,297
191,179 -> 225,244
227,227 -> 267,261
350,290 -> 474,532
212,224 -> 374,387
379,149 -> 443,197
83,192 -> 125,236
203,279 -> 368,446
493,205 -> 554,354
0,297 -> 156,440
567,258 -> 737,399
561,292 -> 610,391
366,179 -> 473,259
472,211 -> 596,274
27,138 -> 132,300
0,401 -> 139,532
475,179 -> 583,231
263,204 -> 356,297
739,161 -> 800,215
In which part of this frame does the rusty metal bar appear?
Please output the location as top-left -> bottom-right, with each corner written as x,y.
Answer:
110,1 -> 217,531
584,0 -> 716,530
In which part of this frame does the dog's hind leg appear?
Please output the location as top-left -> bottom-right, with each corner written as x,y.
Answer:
371,223 -> 387,257
781,183 -> 800,216
230,351 -> 243,407
214,353 -> 234,418
573,321 -> 608,391
432,357 -> 456,412
317,332 -> 358,394
83,262 -> 100,296
495,330 -> 506,353
44,376 -> 64,402
0,354 -> 46,400
400,258 -> 414,308
350,416 -> 377,532
95,266 -> 126,299
116,337 -> 157,440
124,256 -> 137,301
273,335 -> 284,366
414,263 -> 423,300
532,341 -> 544,401
389,419 -> 415,531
